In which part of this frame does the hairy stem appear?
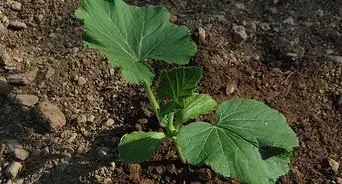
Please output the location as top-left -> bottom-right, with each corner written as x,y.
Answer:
143,83 -> 160,118
173,137 -> 186,164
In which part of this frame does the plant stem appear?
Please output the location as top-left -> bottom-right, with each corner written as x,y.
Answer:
173,137 -> 186,164
143,83 -> 160,118
166,112 -> 178,136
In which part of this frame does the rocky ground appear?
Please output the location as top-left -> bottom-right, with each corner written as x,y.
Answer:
0,0 -> 341,183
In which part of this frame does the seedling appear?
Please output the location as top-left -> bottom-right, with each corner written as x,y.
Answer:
75,0 -> 298,183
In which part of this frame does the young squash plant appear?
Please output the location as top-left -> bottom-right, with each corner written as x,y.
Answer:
75,0 -> 299,183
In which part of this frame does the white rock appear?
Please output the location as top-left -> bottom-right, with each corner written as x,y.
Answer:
232,24 -> 248,44
328,157 -> 339,174
35,102 -> 66,132
5,162 -> 22,178
10,1 -> 22,11
283,17 -> 295,25
8,21 -> 27,30
198,27 -> 206,42
16,94 -> 39,107
106,118 -> 115,126
14,148 -> 29,161
78,76 -> 87,85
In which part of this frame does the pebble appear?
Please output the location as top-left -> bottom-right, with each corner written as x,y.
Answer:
8,21 -> 27,30
217,15 -> 227,22
5,162 -> 22,178
232,24 -> 248,44
316,9 -> 324,17
2,16 -> 9,27
10,1 -> 22,11
326,49 -> 334,55
16,94 -> 39,107
1,52 -> 16,70
67,133 -> 78,143
235,2 -> 246,10
41,147 -> 49,155
87,114 -> 95,123
0,23 -> 6,33
226,82 -> 237,95
106,118 -> 115,126
329,56 -> 342,64
283,17 -> 295,25
45,66 -> 55,79
78,76 -> 87,85
7,74 -> 29,85
198,27 -> 206,42
170,15 -> 177,23
110,161 -> 116,168
260,23 -> 271,31
327,157 -> 339,174
136,119 -> 147,126
13,148 -> 29,161
35,102 -> 66,132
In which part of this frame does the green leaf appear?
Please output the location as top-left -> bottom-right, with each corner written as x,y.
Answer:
75,0 -> 197,84
174,94 -> 217,128
119,131 -> 166,163
157,67 -> 202,102
176,99 -> 298,184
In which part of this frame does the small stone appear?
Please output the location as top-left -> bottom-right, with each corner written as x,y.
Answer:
7,74 -> 29,85
13,148 -> 29,161
103,178 -> 113,184
8,21 -> 27,30
260,22 -> 271,31
198,168 -> 211,181
226,82 -> 237,95
36,14 -> 44,24
327,157 -> 339,174
316,9 -> 324,17
2,16 -> 9,27
10,1 -> 22,11
16,94 -> 39,107
336,177 -> 342,184
61,152 -> 72,161
25,68 -> 39,82
87,114 -> 95,123
138,118 -> 148,125
232,24 -> 248,44
67,133 -> 77,143
109,68 -> 115,76
97,147 -> 110,157
77,76 -> 87,85
198,27 -> 206,42
283,17 -> 295,25
35,102 -> 66,132
170,15 -> 177,23
110,162 -> 116,168
0,23 -> 6,33
106,118 -> 115,126
235,2 -> 246,10
5,162 -> 22,178
45,67 -> 55,79
15,179 -> 24,184
77,114 -> 87,123
326,49 -> 334,55
1,52 -> 16,70
329,56 -> 342,64
41,147 -> 49,155
217,15 -> 227,22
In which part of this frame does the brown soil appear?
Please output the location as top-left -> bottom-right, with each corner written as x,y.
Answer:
0,0 -> 341,183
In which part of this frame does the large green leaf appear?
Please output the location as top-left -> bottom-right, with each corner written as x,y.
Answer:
119,131 -> 165,163
176,99 -> 298,184
157,67 -> 202,102
75,0 -> 197,84
174,94 -> 217,128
